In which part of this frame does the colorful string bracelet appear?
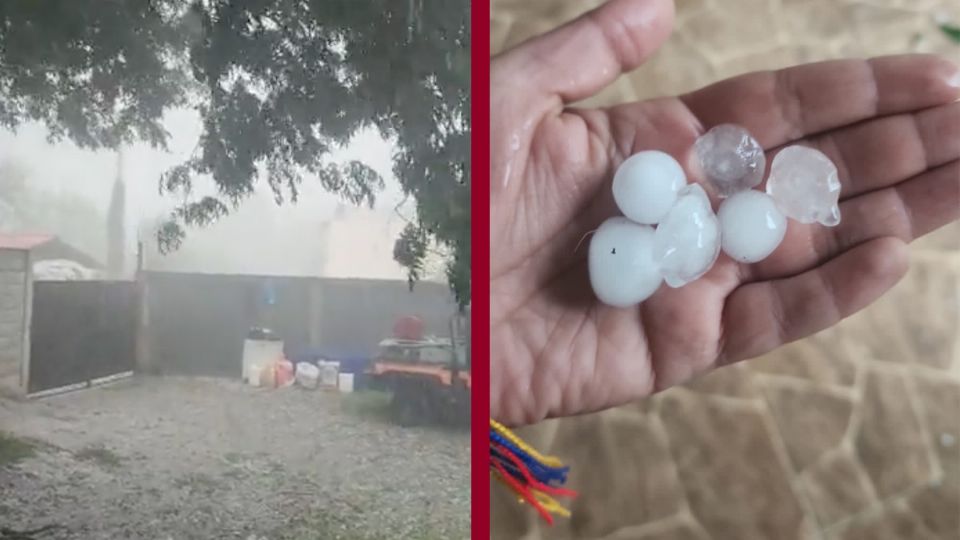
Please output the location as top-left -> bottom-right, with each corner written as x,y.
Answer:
490,419 -> 577,525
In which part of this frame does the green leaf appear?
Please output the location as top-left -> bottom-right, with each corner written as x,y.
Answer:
939,23 -> 960,44
0,0 -> 471,304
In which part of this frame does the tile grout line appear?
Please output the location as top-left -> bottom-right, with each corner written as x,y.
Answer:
867,358 -> 960,384
825,361 -> 947,537
824,484 -> 943,539
648,398 -> 695,522
670,386 -> 766,411
839,356 -> 881,505
901,367 -> 945,482
648,393 -> 713,540
593,513 -> 698,540
660,397 -> 715,540
753,373 -> 827,540
752,371 -> 858,400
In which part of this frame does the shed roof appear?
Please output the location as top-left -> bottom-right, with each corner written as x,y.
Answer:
0,233 -> 56,250
0,233 -> 101,269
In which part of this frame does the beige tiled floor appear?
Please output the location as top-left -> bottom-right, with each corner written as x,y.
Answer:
490,1 -> 960,538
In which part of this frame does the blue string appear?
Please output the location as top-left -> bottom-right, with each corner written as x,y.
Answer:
490,431 -> 566,478
491,447 -> 526,482
490,430 -> 569,485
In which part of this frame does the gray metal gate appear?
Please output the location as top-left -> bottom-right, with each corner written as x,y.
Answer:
28,281 -> 137,395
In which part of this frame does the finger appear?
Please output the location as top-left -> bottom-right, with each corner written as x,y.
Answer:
497,0 -> 674,104
750,161 -> 959,281
681,55 -> 960,149
723,237 -> 909,364
818,160 -> 960,258
779,101 -> 960,200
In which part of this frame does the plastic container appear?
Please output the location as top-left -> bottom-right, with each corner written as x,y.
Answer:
296,362 -> 320,389
248,365 -> 262,387
243,339 -> 285,383
338,373 -> 354,393
317,360 -> 340,389
276,359 -> 295,387
259,362 -> 276,388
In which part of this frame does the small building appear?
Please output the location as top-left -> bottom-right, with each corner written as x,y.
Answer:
0,234 -> 102,396
0,233 -> 103,270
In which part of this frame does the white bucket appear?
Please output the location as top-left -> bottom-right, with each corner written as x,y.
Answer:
248,365 -> 262,387
338,373 -> 354,393
243,339 -> 284,383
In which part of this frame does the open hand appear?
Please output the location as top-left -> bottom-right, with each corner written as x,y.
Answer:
490,0 -> 960,426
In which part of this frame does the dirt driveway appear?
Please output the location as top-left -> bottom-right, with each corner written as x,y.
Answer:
0,376 -> 469,539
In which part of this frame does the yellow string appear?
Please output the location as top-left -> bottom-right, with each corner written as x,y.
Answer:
533,491 -> 571,518
490,419 -> 564,468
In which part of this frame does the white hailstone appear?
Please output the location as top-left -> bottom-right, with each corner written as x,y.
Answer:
693,124 -> 766,198
612,150 -> 686,225
653,184 -> 721,287
718,190 -> 787,263
588,217 -> 662,307
766,146 -> 842,226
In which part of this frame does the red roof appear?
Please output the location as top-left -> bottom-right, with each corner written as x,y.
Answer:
0,233 -> 56,250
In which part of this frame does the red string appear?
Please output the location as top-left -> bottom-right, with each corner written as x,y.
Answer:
492,442 -> 578,499
492,459 -> 554,525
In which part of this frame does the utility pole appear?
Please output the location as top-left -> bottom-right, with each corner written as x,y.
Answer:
106,149 -> 126,279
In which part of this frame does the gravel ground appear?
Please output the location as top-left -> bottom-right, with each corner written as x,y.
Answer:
0,376 -> 469,539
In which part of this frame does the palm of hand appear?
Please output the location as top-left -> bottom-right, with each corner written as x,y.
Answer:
490,0 -> 960,426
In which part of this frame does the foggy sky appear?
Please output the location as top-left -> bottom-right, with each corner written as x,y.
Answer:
0,107 -> 430,281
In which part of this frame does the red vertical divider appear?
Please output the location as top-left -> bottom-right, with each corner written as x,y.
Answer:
470,0 -> 491,537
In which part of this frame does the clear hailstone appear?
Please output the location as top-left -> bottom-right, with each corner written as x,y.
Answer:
612,150 -> 687,225
693,124 -> 766,198
718,190 -> 787,263
653,184 -> 720,287
766,146 -> 842,226
589,217 -> 662,307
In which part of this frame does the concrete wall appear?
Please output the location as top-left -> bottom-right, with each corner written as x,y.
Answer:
141,271 -> 457,376
0,248 -> 28,396
311,278 -> 458,357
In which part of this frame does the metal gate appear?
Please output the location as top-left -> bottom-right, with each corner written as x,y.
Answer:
28,281 -> 137,395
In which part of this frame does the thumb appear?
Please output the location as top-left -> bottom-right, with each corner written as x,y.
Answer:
497,0 -> 675,105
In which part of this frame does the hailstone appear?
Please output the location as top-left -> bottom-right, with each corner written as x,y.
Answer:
718,190 -> 787,263
612,150 -> 686,225
766,146 -> 842,226
693,124 -> 766,198
588,217 -> 662,307
652,184 -> 721,287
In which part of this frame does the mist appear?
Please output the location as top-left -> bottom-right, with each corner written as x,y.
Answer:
0,108 -> 445,282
